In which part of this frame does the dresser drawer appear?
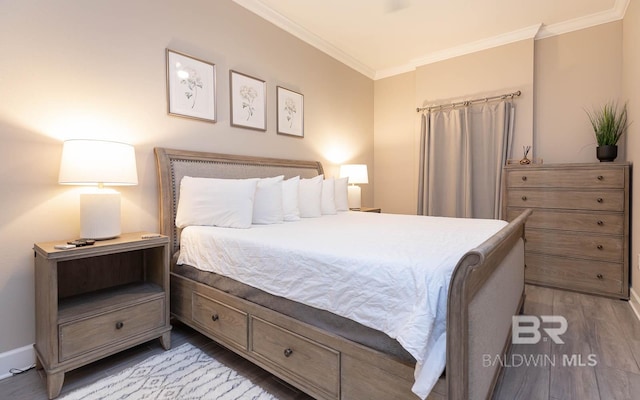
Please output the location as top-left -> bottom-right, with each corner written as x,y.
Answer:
507,207 -> 624,235
192,292 -> 248,350
525,253 -> 623,296
59,298 -> 164,361
508,189 -> 624,212
251,317 -> 339,399
525,229 -> 623,262
506,168 -> 624,189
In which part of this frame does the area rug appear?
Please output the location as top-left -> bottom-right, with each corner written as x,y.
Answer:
60,343 -> 280,400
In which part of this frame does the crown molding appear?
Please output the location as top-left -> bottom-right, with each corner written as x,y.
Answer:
234,0 -> 630,81
536,0 -> 629,39
232,0 -> 376,79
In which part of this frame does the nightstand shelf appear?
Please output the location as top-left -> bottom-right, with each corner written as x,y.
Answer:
34,232 -> 171,399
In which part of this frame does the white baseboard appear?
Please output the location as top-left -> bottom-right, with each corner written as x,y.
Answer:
0,344 -> 35,381
630,287 -> 640,322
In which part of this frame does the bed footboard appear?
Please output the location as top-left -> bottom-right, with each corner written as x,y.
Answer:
447,209 -> 531,400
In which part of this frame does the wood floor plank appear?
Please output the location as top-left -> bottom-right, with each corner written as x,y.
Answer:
595,366 -> 640,400
549,339 -> 599,400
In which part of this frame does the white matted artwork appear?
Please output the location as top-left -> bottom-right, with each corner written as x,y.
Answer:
166,49 -> 216,123
230,70 -> 266,131
277,86 -> 304,137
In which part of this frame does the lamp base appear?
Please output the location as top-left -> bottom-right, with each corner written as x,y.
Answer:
80,191 -> 121,240
347,185 -> 362,210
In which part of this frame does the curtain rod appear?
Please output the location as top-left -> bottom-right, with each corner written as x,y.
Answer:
416,90 -> 521,113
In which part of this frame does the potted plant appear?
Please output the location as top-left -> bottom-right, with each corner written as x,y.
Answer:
586,101 -> 630,162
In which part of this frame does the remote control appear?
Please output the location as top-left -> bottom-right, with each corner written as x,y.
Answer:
55,244 -> 76,250
141,233 -> 161,239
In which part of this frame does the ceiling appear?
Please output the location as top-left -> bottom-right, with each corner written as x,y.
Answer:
233,0 -> 629,80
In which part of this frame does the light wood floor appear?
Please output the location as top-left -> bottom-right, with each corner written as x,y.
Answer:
1,285 -> 639,399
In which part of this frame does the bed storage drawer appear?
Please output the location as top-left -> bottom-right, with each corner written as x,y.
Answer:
525,253 -> 623,297
59,298 -> 165,362
251,317 -> 340,399
503,163 -> 630,299
192,292 -> 248,350
506,168 -> 624,189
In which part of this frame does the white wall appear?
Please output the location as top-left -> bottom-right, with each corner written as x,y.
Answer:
0,0 -> 373,363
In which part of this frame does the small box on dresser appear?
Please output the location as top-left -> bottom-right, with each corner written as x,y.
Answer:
33,232 -> 172,399
503,163 -> 631,299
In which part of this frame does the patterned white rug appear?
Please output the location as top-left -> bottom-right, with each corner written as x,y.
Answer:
60,343 -> 280,400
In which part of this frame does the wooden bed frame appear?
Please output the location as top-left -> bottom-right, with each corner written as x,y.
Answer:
154,147 -> 531,400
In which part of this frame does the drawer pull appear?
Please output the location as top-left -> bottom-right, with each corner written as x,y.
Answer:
597,220 -> 604,226
597,175 -> 604,181
597,245 -> 603,250
284,348 -> 293,358
521,176 -> 527,181
211,314 -> 219,322
597,198 -> 603,203
521,196 -> 527,201
597,274 -> 604,280
115,321 -> 124,330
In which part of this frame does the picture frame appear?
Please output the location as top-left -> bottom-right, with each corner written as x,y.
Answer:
276,86 -> 304,138
166,49 -> 216,123
230,70 -> 267,131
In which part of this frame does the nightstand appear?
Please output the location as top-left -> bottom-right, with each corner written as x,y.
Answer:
357,207 -> 381,213
33,232 -> 171,399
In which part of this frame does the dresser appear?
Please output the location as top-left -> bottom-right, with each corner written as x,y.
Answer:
503,163 -> 630,299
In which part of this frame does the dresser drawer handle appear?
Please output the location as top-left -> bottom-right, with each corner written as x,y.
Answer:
521,176 -> 527,181
115,321 -> 124,330
597,175 -> 604,181
597,198 -> 603,203
211,314 -> 219,322
284,348 -> 293,358
597,220 -> 604,226
597,245 -> 603,250
521,196 -> 527,201
597,274 -> 604,280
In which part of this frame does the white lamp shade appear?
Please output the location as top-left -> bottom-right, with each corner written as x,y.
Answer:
59,139 -> 138,186
339,164 -> 369,184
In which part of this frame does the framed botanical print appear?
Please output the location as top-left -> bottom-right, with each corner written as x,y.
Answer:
166,49 -> 216,123
229,70 -> 267,131
277,86 -> 304,137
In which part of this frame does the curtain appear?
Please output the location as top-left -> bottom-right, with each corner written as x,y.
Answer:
418,100 -> 515,219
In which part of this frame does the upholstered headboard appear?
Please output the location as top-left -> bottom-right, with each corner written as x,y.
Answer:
154,148 -> 324,258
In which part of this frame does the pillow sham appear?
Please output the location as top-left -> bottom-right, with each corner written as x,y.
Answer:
334,177 -> 349,211
253,175 -> 285,224
175,176 -> 259,229
321,177 -> 337,215
298,174 -> 323,218
282,176 -> 301,221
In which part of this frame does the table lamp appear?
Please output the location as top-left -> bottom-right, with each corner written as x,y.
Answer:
339,164 -> 369,210
58,139 -> 138,239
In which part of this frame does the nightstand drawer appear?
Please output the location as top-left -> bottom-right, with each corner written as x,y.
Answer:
507,168 -> 624,189
525,253 -> 623,296
507,208 -> 624,235
251,317 -> 339,399
192,292 -> 248,350
59,297 -> 165,362
508,189 -> 624,211
525,229 -> 623,262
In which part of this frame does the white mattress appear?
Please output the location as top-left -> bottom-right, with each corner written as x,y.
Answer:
177,211 -> 507,399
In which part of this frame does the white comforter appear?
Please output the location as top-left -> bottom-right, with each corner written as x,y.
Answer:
177,211 -> 507,398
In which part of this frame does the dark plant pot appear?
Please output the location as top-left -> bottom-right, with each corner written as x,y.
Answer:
596,145 -> 618,162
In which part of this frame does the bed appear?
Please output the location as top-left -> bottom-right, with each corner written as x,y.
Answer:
154,147 -> 531,400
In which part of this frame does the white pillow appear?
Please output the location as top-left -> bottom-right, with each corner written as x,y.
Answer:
253,176 -> 285,224
334,177 -> 349,211
282,176 -> 301,221
175,176 -> 259,229
321,177 -> 337,215
298,174 -> 323,218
